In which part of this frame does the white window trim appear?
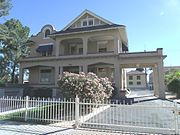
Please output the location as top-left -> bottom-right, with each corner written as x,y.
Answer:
81,18 -> 94,27
97,41 -> 107,52
38,43 -> 54,46
39,67 -> 52,84
43,27 -> 52,39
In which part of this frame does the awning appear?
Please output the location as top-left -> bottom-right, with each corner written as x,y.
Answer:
36,45 -> 53,52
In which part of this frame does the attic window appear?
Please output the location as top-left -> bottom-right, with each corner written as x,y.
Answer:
44,29 -> 51,38
81,18 -> 94,27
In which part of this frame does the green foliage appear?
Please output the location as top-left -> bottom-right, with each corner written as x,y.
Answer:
0,19 -> 30,83
57,72 -> 113,102
0,0 -> 12,17
165,69 -> 180,86
165,69 -> 180,98
168,78 -> 180,98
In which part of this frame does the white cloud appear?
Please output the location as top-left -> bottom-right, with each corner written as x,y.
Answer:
160,11 -> 165,16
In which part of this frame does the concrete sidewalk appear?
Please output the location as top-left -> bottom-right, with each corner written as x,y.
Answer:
0,120 -> 137,135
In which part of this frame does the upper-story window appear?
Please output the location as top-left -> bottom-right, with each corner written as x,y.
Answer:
137,76 -> 141,80
129,76 -> 133,80
44,29 -> 51,38
81,18 -> 94,27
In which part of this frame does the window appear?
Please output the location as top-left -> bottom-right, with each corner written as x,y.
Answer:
41,51 -> 52,56
82,20 -> 87,27
79,48 -> 83,54
137,76 -> 141,80
129,76 -> 133,80
70,46 -> 77,55
137,81 -> 141,85
129,81 -> 133,85
98,68 -> 105,72
88,19 -> 94,26
47,51 -> 52,56
99,48 -> 107,53
81,18 -> 94,27
42,51 -> 46,56
44,29 -> 50,38
40,69 -> 51,82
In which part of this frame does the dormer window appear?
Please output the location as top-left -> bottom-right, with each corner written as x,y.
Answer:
88,19 -> 93,26
44,29 -> 50,38
81,18 -> 94,27
82,20 -> 87,27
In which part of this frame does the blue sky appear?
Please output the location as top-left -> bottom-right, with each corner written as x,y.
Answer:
1,0 -> 180,66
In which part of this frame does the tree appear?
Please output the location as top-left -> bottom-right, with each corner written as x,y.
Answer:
0,0 -> 12,17
165,70 -> 180,98
168,78 -> 180,98
0,19 -> 30,83
57,72 -> 113,102
165,69 -> 180,86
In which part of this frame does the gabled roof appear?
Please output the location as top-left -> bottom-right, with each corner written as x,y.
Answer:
51,24 -> 124,36
62,9 -> 113,31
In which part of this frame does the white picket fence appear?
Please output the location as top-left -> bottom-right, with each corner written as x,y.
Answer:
0,96 -> 179,134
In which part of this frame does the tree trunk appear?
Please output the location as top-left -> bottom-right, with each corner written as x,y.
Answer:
11,63 -> 16,83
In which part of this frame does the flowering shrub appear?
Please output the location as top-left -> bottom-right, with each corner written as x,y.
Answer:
57,72 -> 113,102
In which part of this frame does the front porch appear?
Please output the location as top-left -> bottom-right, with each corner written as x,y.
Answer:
19,48 -> 166,99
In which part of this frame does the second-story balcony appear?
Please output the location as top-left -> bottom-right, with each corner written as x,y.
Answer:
23,35 -> 128,61
58,35 -> 122,56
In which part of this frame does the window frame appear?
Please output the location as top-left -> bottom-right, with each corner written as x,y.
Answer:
81,18 -> 94,27
137,75 -> 141,80
137,81 -> 141,85
129,81 -> 133,85
129,76 -> 133,80
39,69 -> 52,83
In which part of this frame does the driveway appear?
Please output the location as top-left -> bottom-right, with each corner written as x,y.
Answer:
82,100 -> 180,134
0,120 -> 125,135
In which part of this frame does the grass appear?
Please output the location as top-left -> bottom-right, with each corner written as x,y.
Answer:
0,102 -> 94,124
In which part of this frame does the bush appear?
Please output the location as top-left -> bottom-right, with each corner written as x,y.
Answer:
168,78 -> 180,98
57,72 -> 113,102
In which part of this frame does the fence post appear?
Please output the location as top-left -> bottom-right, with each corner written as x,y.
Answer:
174,101 -> 179,135
25,96 -> 29,121
75,95 -> 79,128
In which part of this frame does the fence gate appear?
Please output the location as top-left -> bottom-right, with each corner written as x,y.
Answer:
0,96 -> 179,134
78,100 -> 179,135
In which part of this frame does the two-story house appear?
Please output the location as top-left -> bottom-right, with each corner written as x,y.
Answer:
127,70 -> 146,90
19,10 -> 166,99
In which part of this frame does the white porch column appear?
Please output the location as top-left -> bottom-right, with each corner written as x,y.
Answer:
121,68 -> 124,89
124,69 -> 127,89
18,64 -> 23,84
83,37 -> 88,55
55,39 -> 60,56
54,65 -> 59,87
82,64 -> 88,73
79,66 -> 83,73
59,66 -> 63,77
157,60 -> 165,99
153,66 -> 159,96
114,63 -> 121,90
114,36 -> 122,54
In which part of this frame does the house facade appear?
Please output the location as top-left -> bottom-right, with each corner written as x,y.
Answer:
19,10 -> 166,99
127,70 -> 146,90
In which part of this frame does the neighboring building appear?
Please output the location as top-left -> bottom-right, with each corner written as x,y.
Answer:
19,9 -> 166,98
127,70 -> 146,90
149,66 -> 180,90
